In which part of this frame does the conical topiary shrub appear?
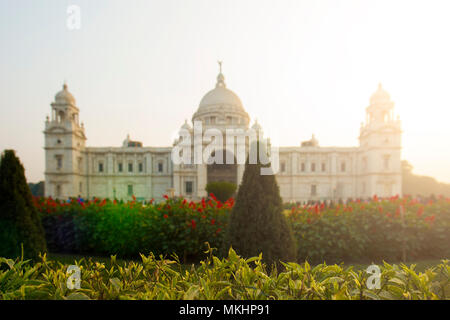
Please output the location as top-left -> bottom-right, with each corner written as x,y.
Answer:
0,150 -> 47,259
225,141 -> 296,266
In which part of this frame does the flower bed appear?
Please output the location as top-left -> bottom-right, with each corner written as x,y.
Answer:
287,196 -> 450,264
34,195 -> 232,261
34,195 -> 450,264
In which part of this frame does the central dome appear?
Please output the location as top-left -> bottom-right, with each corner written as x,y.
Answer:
192,67 -> 249,127
199,85 -> 243,110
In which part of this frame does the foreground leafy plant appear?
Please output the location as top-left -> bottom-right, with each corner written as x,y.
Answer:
1,246 -> 448,300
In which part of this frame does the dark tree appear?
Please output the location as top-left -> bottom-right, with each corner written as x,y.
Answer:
226,141 -> 297,266
0,150 -> 47,259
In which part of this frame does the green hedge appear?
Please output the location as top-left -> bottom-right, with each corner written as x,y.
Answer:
0,248 -> 449,300
33,195 -> 450,264
35,196 -> 230,262
287,197 -> 450,264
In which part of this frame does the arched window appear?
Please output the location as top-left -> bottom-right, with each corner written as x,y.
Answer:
57,111 -> 65,122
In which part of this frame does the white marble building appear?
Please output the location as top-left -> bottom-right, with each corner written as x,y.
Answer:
44,69 -> 402,202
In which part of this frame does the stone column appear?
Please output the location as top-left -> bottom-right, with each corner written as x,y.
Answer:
197,164 -> 207,198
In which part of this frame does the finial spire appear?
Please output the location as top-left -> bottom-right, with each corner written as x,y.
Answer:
216,61 -> 226,88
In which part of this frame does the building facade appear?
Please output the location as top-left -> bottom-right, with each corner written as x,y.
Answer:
44,70 -> 402,202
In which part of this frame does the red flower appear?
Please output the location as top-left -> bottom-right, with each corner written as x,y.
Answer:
191,219 -> 197,229
163,194 -> 169,200
201,215 -> 206,219
209,193 -> 218,202
417,206 -> 424,217
201,198 -> 206,208
210,219 -> 216,225
215,228 -> 221,234
182,199 -> 187,205
378,206 -> 383,213
197,208 -> 203,213
163,214 -> 168,219
132,195 -> 136,201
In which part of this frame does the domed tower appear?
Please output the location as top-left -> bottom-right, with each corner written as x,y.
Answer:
44,83 -> 86,199
359,83 -> 402,198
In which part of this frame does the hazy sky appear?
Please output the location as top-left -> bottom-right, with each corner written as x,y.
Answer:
1,0 -> 450,183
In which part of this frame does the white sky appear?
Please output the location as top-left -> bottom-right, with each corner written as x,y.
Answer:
1,0 -> 450,183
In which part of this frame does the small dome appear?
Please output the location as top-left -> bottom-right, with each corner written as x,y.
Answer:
251,120 -> 262,131
55,83 -> 76,105
370,83 -> 391,105
180,119 -> 192,131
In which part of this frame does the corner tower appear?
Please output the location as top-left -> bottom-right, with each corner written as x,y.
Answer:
44,84 -> 87,199
359,84 -> 402,197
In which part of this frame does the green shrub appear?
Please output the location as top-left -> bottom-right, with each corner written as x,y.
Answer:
226,141 -> 297,265
205,181 -> 237,202
0,150 -> 47,260
0,248 -> 448,300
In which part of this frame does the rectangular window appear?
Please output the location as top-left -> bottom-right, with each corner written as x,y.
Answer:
210,116 -> 216,124
128,162 -> 133,172
127,185 -> 133,196
56,155 -> 63,170
311,185 -> 317,196
79,182 -> 82,193
78,157 -> 82,171
138,162 -> 143,172
185,181 -> 193,194
301,162 -> 305,172
158,162 -> 163,172
280,161 -> 286,173
118,162 -> 123,172
321,163 -> 326,172
98,162 -> 104,173
311,163 -> 316,172
341,162 -> 346,172
383,155 -> 390,170
362,157 -> 367,171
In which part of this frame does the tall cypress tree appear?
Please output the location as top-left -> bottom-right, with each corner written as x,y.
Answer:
226,141 -> 296,265
0,150 -> 47,259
